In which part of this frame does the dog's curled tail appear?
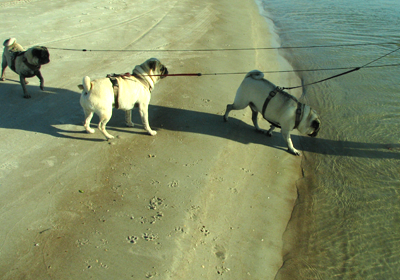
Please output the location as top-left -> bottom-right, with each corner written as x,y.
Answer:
3,38 -> 16,47
245,70 -> 264,80
78,76 -> 92,94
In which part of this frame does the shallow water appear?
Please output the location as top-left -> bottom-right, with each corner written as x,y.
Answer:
256,0 -> 400,278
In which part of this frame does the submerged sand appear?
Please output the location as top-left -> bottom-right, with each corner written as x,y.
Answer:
0,0 -> 303,279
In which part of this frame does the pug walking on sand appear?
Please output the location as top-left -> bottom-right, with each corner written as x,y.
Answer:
78,58 -> 168,140
1,38 -> 50,98
224,70 -> 321,155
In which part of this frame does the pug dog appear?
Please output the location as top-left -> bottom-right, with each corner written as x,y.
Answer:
224,70 -> 321,155
78,58 -> 168,140
1,38 -> 50,98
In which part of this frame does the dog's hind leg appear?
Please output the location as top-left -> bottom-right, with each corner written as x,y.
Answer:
224,98 -> 250,122
98,110 -> 114,140
138,103 -> 156,136
124,110 -> 135,127
249,103 -> 263,132
223,104 -> 235,122
82,108 -> 95,134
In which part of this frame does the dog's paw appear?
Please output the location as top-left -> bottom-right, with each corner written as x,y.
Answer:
148,130 -> 157,136
40,85 -> 44,91
125,121 -> 135,128
23,94 -> 31,99
0,77 -> 5,81
288,148 -> 301,156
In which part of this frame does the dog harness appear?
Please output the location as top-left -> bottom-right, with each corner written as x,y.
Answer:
9,51 -> 25,72
106,71 -> 154,109
131,72 -> 153,92
107,74 -> 120,109
261,86 -> 305,129
22,56 -> 41,71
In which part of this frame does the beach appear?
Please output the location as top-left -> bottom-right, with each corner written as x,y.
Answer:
0,0 -> 304,279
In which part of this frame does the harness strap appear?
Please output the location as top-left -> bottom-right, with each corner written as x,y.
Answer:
262,86 -> 305,130
107,75 -> 119,109
131,72 -> 153,92
22,56 -> 40,71
10,51 -> 25,72
294,102 -> 305,129
261,86 -> 280,118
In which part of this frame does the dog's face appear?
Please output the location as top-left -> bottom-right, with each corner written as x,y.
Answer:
139,58 -> 168,81
25,46 -> 50,66
300,108 -> 321,138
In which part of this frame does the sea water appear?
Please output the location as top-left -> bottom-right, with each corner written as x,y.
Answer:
256,0 -> 400,278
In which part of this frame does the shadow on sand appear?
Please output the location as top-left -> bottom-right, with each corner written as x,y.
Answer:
1,81 -> 399,159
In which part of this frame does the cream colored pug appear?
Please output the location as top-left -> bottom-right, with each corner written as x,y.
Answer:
224,70 -> 321,156
1,38 -> 50,98
78,58 -> 168,140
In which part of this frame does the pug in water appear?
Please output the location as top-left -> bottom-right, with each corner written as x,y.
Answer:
78,58 -> 168,140
224,70 -> 321,155
1,38 -> 50,98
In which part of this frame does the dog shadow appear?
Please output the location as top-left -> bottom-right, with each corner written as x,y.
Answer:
0,82 -> 399,159
148,105 -> 400,160
0,81 -> 106,142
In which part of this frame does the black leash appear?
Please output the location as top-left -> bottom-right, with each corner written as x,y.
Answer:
283,46 -> 400,90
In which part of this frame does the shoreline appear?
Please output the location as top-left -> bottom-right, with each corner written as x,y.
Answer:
0,0 -> 302,279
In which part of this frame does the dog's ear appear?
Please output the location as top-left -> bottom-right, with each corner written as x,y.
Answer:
78,84 -> 84,90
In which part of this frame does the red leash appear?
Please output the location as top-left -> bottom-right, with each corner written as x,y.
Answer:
148,73 -> 202,77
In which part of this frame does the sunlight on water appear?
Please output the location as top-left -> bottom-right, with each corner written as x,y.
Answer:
258,0 -> 400,278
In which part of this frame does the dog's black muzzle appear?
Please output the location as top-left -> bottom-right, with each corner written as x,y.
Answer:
160,65 -> 168,78
308,120 -> 321,138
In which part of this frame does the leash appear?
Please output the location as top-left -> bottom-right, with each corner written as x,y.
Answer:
282,67 -> 361,90
282,45 -> 400,90
47,42 -> 398,53
147,73 -> 202,77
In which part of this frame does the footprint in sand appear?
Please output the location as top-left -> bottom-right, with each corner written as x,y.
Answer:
214,244 -> 227,260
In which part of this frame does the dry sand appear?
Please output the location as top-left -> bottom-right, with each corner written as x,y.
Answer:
0,0 -> 303,279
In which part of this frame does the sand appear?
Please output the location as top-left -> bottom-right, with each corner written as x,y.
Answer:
0,0 -> 303,279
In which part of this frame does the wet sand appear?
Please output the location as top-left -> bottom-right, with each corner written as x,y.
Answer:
0,0 -> 303,279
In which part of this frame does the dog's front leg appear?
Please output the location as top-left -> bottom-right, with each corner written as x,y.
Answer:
19,75 -> 31,98
281,129 -> 300,156
138,103 -> 157,136
35,70 -> 44,90
125,110 -> 135,127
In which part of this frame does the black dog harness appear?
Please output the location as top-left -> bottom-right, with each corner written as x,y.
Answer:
9,51 -> 25,72
106,74 -> 121,109
261,87 -> 305,129
106,72 -> 154,109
